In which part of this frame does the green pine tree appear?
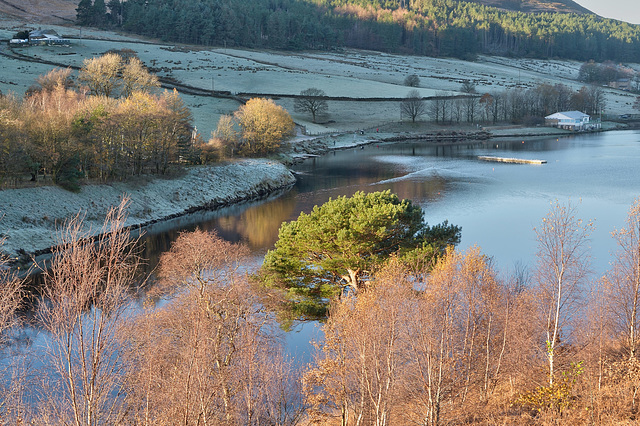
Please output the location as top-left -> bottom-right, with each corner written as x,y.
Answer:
92,0 -> 107,26
76,0 -> 93,25
260,190 -> 461,319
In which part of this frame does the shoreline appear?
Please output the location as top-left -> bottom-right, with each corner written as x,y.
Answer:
281,124 -> 590,164
0,124 -> 623,265
0,159 -> 295,264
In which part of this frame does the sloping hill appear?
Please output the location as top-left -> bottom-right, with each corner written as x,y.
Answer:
0,0 -> 77,24
470,0 -> 591,14
0,0 -> 595,27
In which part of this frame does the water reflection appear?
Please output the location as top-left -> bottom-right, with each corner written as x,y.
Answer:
216,194 -> 298,248
137,131 -> 640,280
139,133 -> 637,275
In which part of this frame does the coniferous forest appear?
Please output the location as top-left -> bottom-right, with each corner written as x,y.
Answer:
77,0 -> 640,62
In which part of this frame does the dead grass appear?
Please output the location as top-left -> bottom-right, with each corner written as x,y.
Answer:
0,0 -> 77,23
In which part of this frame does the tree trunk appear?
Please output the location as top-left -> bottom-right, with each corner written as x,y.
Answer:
342,268 -> 361,293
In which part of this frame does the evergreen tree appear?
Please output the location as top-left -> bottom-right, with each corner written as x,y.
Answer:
261,190 -> 461,318
76,0 -> 93,25
92,0 -> 107,26
107,0 -> 122,25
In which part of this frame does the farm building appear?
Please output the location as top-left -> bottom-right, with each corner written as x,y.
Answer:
29,29 -> 69,45
609,78 -> 631,91
9,29 -> 69,46
545,111 -> 598,131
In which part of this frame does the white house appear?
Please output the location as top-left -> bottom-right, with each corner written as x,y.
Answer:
27,29 -> 69,46
545,111 -> 595,131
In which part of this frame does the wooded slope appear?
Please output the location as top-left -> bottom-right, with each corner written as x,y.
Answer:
77,0 -> 640,62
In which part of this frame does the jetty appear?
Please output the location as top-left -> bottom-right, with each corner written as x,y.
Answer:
478,156 -> 546,165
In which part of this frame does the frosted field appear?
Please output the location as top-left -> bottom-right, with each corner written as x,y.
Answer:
1,19 -> 638,138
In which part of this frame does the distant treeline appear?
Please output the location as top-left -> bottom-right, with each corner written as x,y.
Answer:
78,0 -> 640,62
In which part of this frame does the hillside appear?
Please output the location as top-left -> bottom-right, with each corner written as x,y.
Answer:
2,0 -> 640,62
64,0 -> 640,63
7,0 -> 634,64
0,0 -> 76,24
0,0 -> 593,24
470,0 -> 591,14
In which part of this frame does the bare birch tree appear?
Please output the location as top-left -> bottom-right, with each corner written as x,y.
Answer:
403,248 -> 460,426
36,199 -> 140,426
0,235 -> 25,421
124,229 -> 303,425
403,247 -> 512,425
305,259 -> 409,426
535,201 -> 592,386
306,248 -> 514,426
604,198 -> 640,358
595,198 -> 640,413
0,241 -> 23,351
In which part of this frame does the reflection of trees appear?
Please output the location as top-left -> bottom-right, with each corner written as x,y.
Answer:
312,178 -> 448,212
385,177 -> 448,205
216,194 -> 298,249
138,194 -> 299,274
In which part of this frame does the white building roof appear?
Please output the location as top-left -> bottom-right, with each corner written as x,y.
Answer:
29,29 -> 61,39
545,111 -> 590,120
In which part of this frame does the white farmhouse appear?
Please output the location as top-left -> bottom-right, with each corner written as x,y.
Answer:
27,29 -> 69,46
544,111 -> 596,131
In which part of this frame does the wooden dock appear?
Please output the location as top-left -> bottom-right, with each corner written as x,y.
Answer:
478,156 -> 546,165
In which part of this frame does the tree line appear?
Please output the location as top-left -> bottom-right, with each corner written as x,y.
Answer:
402,80 -> 606,125
0,53 -> 193,190
78,0 -> 640,62
579,60 -> 640,88
3,193 -> 640,423
0,52 -> 297,190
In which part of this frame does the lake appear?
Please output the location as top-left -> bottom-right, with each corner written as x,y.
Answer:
12,130 -> 640,365
134,129 -> 640,361
144,129 -> 640,279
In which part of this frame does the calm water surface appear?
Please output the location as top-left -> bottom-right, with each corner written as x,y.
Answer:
8,130 -> 640,369
144,129 -> 640,278
136,130 -> 640,360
